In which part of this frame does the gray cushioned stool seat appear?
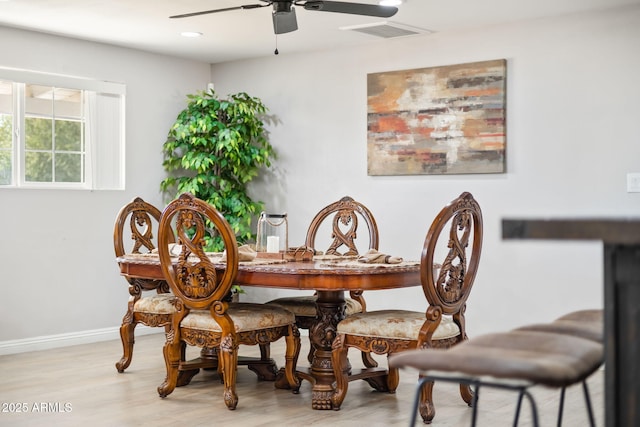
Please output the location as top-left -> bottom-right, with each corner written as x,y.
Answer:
515,309 -> 604,343
389,329 -> 603,427
556,309 -> 603,323
389,330 -> 603,387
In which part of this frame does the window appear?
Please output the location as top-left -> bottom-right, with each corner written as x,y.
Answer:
0,82 -> 12,185
0,68 -> 125,190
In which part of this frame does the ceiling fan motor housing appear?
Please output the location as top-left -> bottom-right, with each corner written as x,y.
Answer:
272,3 -> 298,34
273,1 -> 294,13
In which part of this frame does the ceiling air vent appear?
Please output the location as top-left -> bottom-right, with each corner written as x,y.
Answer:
340,21 -> 431,39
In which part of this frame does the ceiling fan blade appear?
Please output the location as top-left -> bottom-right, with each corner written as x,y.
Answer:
301,1 -> 398,18
170,4 -> 268,19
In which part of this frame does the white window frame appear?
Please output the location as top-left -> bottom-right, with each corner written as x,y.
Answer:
0,67 -> 126,190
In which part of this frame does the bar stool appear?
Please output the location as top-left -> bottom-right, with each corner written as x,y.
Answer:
389,329 -> 603,426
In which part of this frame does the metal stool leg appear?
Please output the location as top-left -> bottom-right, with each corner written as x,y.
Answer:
511,388 -> 539,427
470,383 -> 481,427
557,387 -> 566,427
513,389 -> 525,427
409,377 -> 429,426
523,388 -> 540,427
582,381 -> 596,427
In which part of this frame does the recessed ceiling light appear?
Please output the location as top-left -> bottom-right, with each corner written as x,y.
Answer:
180,31 -> 203,38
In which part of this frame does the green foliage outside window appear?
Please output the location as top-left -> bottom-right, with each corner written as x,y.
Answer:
0,114 -> 83,185
24,117 -> 83,183
160,90 -> 276,252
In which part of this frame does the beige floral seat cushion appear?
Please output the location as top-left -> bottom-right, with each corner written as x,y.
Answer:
133,294 -> 177,314
337,310 -> 460,341
267,295 -> 363,317
180,303 -> 296,333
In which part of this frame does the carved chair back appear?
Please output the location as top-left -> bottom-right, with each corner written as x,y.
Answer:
305,196 -> 379,256
158,193 -> 239,312
114,196 -> 175,291
420,191 -> 483,345
114,197 -> 175,257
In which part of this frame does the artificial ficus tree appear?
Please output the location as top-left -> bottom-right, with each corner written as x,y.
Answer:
160,89 -> 275,251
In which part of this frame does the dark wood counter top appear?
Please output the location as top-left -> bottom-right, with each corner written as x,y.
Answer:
502,218 -> 640,244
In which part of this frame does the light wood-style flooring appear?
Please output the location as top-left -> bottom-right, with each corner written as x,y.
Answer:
0,333 -> 603,426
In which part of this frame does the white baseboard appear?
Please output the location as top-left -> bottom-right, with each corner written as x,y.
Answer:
0,324 -> 309,356
0,326 -> 163,356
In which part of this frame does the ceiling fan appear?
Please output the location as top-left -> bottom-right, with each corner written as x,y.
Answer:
170,1 -> 399,35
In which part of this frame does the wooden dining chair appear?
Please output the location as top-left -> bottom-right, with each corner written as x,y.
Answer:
114,196 -> 176,373
156,193 -> 301,409
267,195 -> 379,365
330,192 -> 483,424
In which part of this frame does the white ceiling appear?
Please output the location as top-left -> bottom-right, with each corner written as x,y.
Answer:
1,0 -> 638,64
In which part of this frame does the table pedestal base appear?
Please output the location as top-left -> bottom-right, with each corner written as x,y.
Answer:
275,290 -> 349,409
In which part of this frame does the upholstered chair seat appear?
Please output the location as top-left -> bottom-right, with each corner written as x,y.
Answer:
133,293 -> 177,314
180,303 -> 296,332
268,295 -> 363,317
336,311 -> 460,341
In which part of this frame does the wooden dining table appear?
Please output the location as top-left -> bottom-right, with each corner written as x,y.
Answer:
117,254 -> 421,410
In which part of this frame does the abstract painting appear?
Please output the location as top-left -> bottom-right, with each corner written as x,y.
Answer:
367,59 -> 506,175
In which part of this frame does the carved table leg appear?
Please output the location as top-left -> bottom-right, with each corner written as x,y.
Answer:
308,290 -> 347,410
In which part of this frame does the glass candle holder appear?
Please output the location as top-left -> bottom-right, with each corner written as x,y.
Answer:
256,212 -> 288,253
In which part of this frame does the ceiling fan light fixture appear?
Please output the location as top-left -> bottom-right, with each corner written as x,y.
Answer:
379,0 -> 402,6
180,31 -> 203,38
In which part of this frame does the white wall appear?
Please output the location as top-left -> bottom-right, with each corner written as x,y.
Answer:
210,5 -> 640,337
1,4 -> 638,352
0,27 -> 211,346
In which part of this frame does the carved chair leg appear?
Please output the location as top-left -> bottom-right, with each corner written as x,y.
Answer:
387,366 -> 400,392
259,343 -> 271,360
330,336 -> 350,410
362,351 -> 379,368
418,377 -> 436,424
460,382 -> 474,406
116,320 -> 136,373
157,338 -> 181,398
216,345 -> 224,383
219,336 -> 239,410
283,326 -> 302,393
